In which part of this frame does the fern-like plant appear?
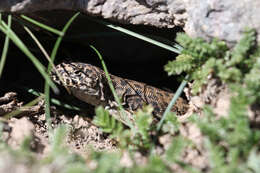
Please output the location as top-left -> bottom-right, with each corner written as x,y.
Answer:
165,29 -> 259,94
93,106 -> 124,137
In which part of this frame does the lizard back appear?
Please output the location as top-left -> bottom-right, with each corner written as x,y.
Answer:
51,62 -> 188,119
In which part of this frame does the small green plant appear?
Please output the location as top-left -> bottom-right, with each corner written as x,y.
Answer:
131,105 -> 154,150
90,151 -> 123,173
93,106 -> 124,138
191,95 -> 260,172
135,155 -> 172,173
161,112 -> 180,134
167,28 -> 260,172
90,28 -> 260,173
165,29 -> 259,95
93,105 -> 156,151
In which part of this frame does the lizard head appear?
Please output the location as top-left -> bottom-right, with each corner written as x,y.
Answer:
51,62 -> 104,99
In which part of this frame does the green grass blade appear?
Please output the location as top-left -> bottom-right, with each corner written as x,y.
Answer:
90,45 -> 122,107
87,18 -> 181,54
0,15 -> 11,78
20,15 -> 64,36
23,24 -> 69,93
23,26 -> 55,66
0,19 -> 58,93
22,25 -> 65,84
156,74 -> 189,131
27,88 -> 81,111
50,12 -> 80,60
44,12 -> 80,130
90,45 -> 134,129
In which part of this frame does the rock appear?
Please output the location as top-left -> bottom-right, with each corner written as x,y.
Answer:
0,0 -> 186,28
184,0 -> 260,45
8,117 -> 34,149
0,0 -> 259,46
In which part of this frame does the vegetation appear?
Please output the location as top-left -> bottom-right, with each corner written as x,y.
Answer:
0,12 -> 260,173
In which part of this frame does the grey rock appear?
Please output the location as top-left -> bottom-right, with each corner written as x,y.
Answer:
184,0 -> 260,45
0,0 -> 259,44
0,0 -> 186,28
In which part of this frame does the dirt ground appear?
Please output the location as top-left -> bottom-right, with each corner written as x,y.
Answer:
0,88 -> 207,171
0,77 -> 218,172
0,91 -> 116,153
1,73 -> 260,173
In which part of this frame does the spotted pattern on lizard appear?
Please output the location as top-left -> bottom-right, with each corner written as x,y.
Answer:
51,62 -> 188,124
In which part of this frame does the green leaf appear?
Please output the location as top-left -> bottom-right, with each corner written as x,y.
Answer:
165,54 -> 194,75
64,163 -> 89,173
227,28 -> 256,67
138,155 -> 171,173
20,15 -> 64,36
134,105 -> 153,141
166,136 -> 189,163
93,152 -> 122,173
50,125 -> 69,156
204,138 -> 226,172
88,17 -> 182,54
93,106 -> 123,136
162,112 -> 179,134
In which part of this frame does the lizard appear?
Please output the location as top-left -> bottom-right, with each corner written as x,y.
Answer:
51,62 -> 188,125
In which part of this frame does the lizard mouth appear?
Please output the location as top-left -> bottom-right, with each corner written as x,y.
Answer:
85,88 -> 99,96
70,87 -> 103,106
72,86 -> 99,97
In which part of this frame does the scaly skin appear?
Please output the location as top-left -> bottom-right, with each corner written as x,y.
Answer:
51,62 -> 188,125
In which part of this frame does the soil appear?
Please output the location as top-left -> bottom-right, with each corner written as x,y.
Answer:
0,91 -> 116,153
1,77 -> 260,172
0,87 -> 209,173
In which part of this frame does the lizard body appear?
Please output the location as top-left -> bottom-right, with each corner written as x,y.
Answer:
51,62 -> 188,124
